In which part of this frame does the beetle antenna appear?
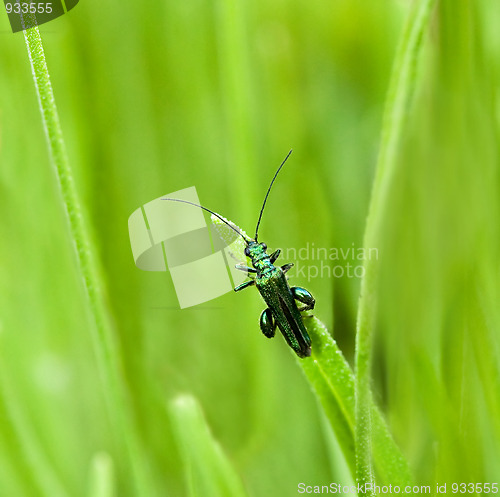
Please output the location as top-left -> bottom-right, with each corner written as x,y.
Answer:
162,198 -> 251,244
254,149 -> 292,241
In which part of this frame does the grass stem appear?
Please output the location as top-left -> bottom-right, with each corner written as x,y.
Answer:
353,0 -> 436,489
23,25 -> 156,496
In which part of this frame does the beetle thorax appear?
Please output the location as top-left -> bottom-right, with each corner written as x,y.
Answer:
251,253 -> 271,272
245,242 -> 271,272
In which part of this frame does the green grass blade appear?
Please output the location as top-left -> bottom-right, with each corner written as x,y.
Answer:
0,369 -> 67,497
88,453 -> 115,497
300,317 -> 411,486
169,395 -> 248,497
354,0 -> 436,489
23,26 -> 156,496
299,318 -> 356,476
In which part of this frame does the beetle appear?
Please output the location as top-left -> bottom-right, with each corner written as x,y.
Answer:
164,150 -> 315,357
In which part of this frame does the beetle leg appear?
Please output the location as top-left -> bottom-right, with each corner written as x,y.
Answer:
281,263 -> 294,274
260,308 -> 276,338
269,249 -> 281,263
234,279 -> 255,292
291,286 -> 315,311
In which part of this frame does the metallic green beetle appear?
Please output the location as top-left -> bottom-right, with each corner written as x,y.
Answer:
164,150 -> 315,358
234,239 -> 315,358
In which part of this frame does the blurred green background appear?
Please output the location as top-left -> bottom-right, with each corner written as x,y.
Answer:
1,0 -> 500,495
